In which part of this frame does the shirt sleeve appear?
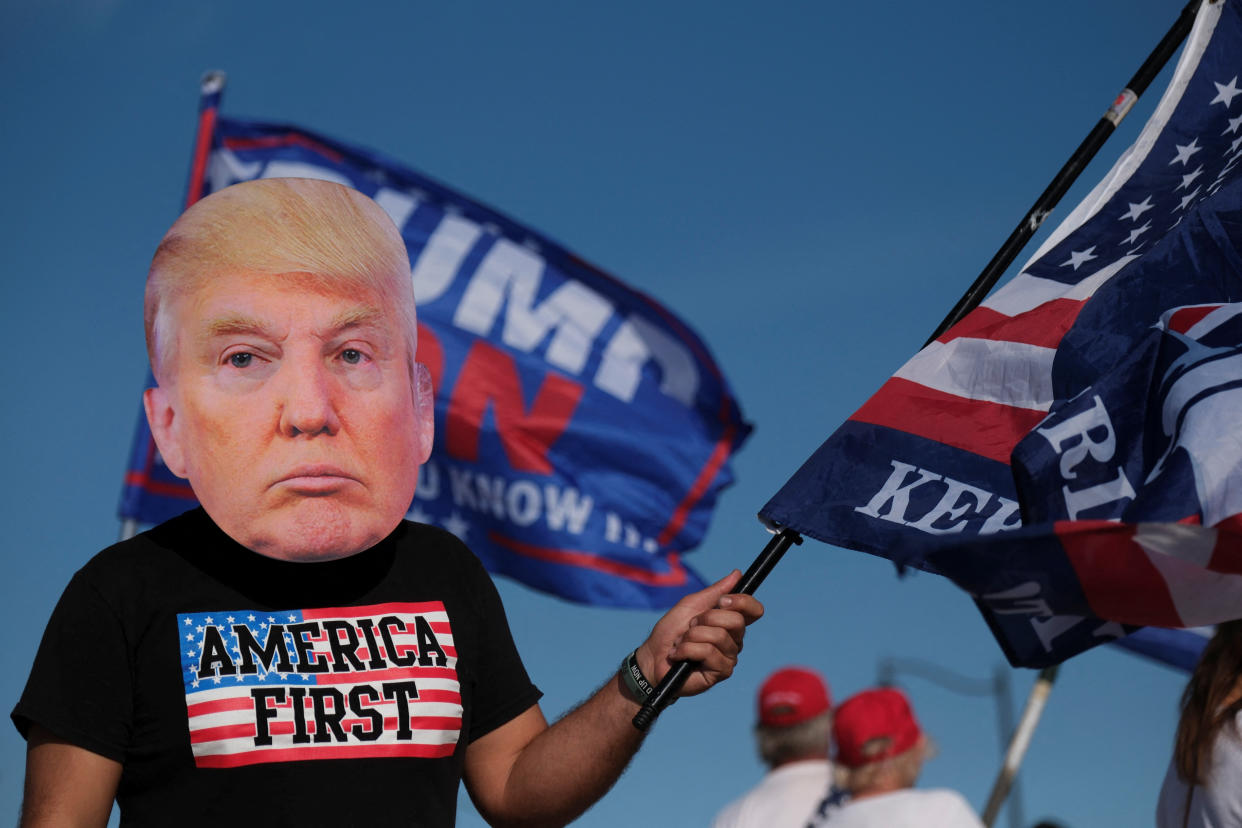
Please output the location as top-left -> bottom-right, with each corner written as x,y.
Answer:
11,570 -> 133,762
460,553 -> 542,743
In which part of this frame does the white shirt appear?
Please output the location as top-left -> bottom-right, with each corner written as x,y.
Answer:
712,759 -> 833,828
813,788 -> 984,828
1156,712 -> 1242,828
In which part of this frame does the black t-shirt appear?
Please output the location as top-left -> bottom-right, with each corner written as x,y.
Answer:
12,509 -> 542,827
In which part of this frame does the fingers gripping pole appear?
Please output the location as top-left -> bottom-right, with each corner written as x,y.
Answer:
631,529 -> 802,731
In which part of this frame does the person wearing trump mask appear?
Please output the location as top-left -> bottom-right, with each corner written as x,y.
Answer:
12,178 -> 763,828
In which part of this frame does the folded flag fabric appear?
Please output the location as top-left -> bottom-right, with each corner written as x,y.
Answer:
761,0 -> 1242,666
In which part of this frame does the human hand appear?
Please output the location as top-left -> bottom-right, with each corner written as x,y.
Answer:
633,570 -> 764,699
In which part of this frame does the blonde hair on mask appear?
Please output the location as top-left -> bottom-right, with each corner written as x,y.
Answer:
145,177 -> 416,383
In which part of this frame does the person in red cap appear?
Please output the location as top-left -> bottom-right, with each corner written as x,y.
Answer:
806,686 -> 983,827
711,666 -> 837,828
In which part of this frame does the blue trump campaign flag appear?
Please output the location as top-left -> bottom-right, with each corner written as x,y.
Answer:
120,96 -> 751,610
761,0 -> 1242,667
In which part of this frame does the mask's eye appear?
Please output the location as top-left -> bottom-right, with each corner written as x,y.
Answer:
341,348 -> 364,365
229,352 -> 254,368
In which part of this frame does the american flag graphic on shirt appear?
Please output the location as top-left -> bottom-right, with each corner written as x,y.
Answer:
178,602 -> 461,767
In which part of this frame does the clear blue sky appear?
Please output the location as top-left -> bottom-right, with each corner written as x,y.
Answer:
1,1 -> 1200,825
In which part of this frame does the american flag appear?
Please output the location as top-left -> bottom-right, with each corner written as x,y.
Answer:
761,0 -> 1242,667
179,602 -> 462,767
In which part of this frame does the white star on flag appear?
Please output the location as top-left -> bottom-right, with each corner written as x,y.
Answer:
1179,187 -> 1202,210
1125,222 -> 1152,245
1210,76 -> 1241,108
1121,196 -> 1154,221
1226,114 -> 1242,135
1177,166 -> 1205,190
1061,247 -> 1098,270
1170,138 -> 1202,165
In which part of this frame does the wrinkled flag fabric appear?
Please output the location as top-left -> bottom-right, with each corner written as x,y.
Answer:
761,0 -> 1242,666
121,113 -> 750,610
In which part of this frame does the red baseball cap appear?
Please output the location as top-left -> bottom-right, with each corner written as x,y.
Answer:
757,667 -> 831,727
833,687 -> 923,768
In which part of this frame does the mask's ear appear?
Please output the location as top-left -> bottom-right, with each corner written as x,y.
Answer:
143,386 -> 189,478
413,362 -> 435,464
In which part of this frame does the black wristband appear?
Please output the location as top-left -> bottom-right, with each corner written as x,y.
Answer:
620,649 -> 655,704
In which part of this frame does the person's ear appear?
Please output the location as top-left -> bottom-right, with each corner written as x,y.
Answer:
143,386 -> 189,478
413,363 -> 435,464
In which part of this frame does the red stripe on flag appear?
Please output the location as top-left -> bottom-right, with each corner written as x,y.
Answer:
1057,521 -> 1183,626
335,714 -> 462,732
1167,305 -> 1220,334
191,722 -> 255,744
405,716 -> 462,731
301,601 -> 448,619
256,715 -> 462,737
257,714 -> 462,735
124,470 -> 196,500
313,669 -> 461,687
937,299 -> 1084,349
1210,514 -> 1242,574
489,531 -> 689,587
406,688 -> 460,704
850,378 -> 1047,464
186,696 -> 253,718
222,133 -> 345,163
371,666 -> 459,682
657,419 -> 738,547
193,741 -> 457,768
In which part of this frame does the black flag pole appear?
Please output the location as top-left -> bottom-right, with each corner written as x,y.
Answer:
632,0 -> 1204,733
631,529 -> 801,730
924,0 -> 1205,346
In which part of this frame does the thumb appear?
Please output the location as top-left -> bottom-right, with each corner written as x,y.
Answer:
685,569 -> 743,610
